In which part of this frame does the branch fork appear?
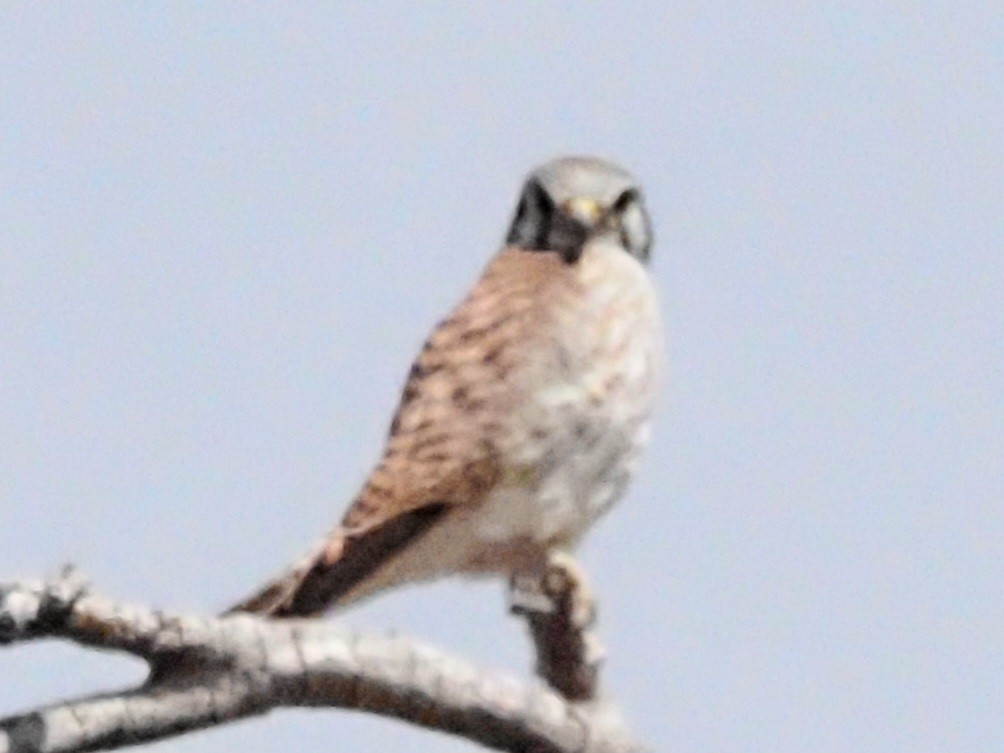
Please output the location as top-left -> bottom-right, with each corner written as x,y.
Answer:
0,566 -> 640,753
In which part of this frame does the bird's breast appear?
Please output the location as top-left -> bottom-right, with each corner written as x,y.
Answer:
473,244 -> 663,548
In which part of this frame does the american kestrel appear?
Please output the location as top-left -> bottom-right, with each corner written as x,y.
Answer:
228,156 -> 662,617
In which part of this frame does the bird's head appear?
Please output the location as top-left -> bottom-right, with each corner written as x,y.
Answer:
505,156 -> 652,264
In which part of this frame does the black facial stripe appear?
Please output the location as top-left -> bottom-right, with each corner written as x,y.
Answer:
535,223 -> 550,249
531,181 -> 554,214
561,245 -> 584,264
514,197 -> 528,223
529,180 -> 554,249
612,188 -> 639,214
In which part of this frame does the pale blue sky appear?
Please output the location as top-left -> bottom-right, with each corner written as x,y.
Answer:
1,4 -> 1001,752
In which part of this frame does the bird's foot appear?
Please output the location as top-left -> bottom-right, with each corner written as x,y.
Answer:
508,571 -> 554,616
509,550 -> 605,700
542,550 -> 597,630
508,551 -> 598,628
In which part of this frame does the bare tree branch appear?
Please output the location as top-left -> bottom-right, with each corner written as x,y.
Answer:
0,570 -> 642,753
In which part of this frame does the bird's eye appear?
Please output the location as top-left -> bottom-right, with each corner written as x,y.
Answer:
612,188 -> 638,214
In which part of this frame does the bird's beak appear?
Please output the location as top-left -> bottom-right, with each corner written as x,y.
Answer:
563,197 -> 602,227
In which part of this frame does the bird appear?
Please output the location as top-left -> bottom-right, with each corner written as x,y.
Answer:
226,156 -> 663,619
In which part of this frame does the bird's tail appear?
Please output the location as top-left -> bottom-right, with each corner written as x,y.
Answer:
223,543 -> 330,617
223,504 -> 448,618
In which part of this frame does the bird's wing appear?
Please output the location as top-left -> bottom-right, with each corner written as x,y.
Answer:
226,248 -> 573,616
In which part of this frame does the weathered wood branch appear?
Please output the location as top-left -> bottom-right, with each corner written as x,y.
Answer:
0,570 -> 641,753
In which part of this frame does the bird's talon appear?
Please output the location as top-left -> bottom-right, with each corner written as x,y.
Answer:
544,551 -> 597,629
